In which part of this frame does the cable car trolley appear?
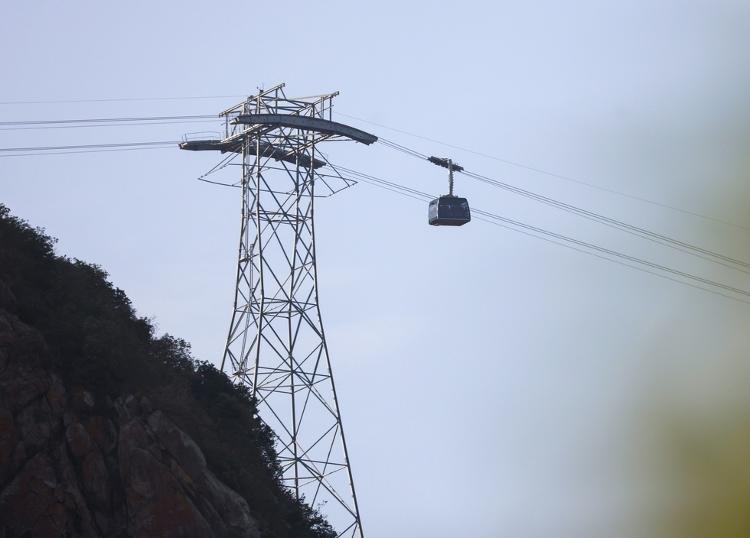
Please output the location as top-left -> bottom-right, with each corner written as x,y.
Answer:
427,156 -> 471,226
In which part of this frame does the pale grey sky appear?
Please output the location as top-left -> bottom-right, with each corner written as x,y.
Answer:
2,2 -> 750,536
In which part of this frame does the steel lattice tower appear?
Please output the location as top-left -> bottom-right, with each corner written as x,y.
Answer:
180,84 -> 376,538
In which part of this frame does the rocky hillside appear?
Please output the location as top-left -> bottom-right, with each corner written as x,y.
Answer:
0,205 -> 334,538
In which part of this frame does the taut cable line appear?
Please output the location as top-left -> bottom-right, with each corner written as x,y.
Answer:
330,163 -> 750,304
376,136 -> 750,274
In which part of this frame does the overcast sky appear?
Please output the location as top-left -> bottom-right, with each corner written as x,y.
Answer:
2,2 -> 750,536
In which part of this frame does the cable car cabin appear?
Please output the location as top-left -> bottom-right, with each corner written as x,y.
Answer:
428,195 -> 471,226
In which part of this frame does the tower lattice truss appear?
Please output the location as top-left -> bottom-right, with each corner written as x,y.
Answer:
180,84 -> 377,538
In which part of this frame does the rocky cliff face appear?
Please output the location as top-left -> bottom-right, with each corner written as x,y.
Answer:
0,302 -> 261,537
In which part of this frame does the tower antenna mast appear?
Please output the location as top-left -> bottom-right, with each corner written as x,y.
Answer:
180,84 -> 376,538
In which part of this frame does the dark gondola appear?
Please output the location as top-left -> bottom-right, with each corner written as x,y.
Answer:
427,156 -> 471,226
428,195 -> 471,226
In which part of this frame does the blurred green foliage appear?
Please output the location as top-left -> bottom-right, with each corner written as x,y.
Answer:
649,405 -> 750,538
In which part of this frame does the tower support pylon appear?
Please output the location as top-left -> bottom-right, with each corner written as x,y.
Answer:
180,84 -> 376,538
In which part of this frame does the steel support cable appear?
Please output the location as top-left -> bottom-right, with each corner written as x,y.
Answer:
375,137 -> 750,273
338,110 -> 749,232
0,142 -> 179,158
470,207 -> 750,298
330,163 -> 750,304
460,169 -> 750,275
0,96 -> 740,224
0,95 -> 245,105
378,138 -> 429,160
0,118 -> 220,132
0,114 -> 215,127
0,146 -> 178,158
4,115 -> 745,275
0,141 -> 179,154
196,177 -> 240,188
197,152 -> 239,181
2,108 -> 744,300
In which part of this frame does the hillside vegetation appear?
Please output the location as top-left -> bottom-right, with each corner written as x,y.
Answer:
0,204 -> 334,537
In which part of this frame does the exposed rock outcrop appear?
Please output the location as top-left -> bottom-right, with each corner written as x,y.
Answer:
0,309 -> 260,538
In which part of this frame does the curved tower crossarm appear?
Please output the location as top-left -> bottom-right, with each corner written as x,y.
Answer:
180,85 -> 374,538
